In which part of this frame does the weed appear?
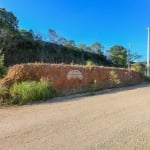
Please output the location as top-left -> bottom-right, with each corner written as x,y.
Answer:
0,85 -> 9,103
86,60 -> 95,67
9,80 -> 56,105
90,80 -> 99,92
109,70 -> 120,87
143,75 -> 150,82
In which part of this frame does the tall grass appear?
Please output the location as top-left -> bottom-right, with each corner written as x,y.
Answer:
143,75 -> 150,82
10,80 -> 56,105
0,85 -> 9,103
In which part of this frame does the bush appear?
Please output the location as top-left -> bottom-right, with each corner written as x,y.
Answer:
143,75 -> 150,82
86,60 -> 95,67
131,62 -> 146,76
90,80 -> 99,92
0,49 -> 7,77
9,80 -> 56,105
109,70 -> 120,87
0,85 -> 9,103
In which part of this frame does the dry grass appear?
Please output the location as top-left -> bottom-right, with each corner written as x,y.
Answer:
0,63 -> 142,92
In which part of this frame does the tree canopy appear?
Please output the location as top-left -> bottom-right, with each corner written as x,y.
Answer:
109,45 -> 127,68
0,8 -> 141,68
0,8 -> 18,30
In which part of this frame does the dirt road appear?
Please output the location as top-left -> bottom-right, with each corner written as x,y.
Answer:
1,84 -> 150,150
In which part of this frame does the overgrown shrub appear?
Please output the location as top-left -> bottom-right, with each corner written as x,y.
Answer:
143,75 -> 150,82
131,62 -> 146,76
86,60 -> 95,67
0,85 -> 9,103
0,49 -> 7,77
109,70 -> 120,87
90,80 -> 99,92
9,80 -> 56,105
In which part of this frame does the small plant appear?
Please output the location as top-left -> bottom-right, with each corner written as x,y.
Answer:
86,60 -> 95,67
143,75 -> 150,82
0,49 -> 7,77
0,85 -> 9,103
109,70 -> 120,87
90,80 -> 99,92
9,80 -> 56,105
131,62 -> 146,76
123,71 -> 134,86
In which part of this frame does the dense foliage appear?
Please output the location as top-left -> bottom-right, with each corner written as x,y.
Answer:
0,8 -> 112,67
131,62 -> 146,76
109,45 -> 127,67
0,8 -> 142,68
0,80 -> 56,105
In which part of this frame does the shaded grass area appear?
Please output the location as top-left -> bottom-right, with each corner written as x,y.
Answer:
0,79 -> 56,105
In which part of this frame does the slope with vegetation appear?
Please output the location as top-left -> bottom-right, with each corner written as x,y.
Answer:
0,8 -> 111,67
0,63 -> 142,105
0,8 -> 146,105
0,8 -> 143,69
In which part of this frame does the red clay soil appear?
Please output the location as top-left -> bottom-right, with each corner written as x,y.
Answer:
0,63 -> 142,91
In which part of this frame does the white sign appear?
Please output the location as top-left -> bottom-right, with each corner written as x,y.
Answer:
67,70 -> 83,80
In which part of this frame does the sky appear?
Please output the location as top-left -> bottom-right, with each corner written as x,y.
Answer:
0,0 -> 150,61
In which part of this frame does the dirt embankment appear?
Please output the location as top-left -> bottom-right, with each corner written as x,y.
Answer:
0,63 -> 142,91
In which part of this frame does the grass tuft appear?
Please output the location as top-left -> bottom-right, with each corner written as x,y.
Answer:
9,80 -> 56,105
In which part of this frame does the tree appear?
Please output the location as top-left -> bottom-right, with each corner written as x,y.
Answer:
78,44 -> 87,51
0,9 -> 111,67
0,8 -> 19,50
78,42 -> 104,54
128,52 -> 142,62
65,40 -> 75,47
48,29 -> 76,47
19,29 -> 34,40
77,44 -> 93,52
127,52 -> 142,68
131,62 -> 146,76
109,45 -> 127,68
48,29 -> 67,45
0,8 -> 18,30
85,46 -> 92,52
48,29 -> 59,44
90,42 -> 104,55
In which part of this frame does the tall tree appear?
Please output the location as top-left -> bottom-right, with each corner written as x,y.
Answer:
78,44 -> 87,51
0,8 -> 18,30
77,44 -> 92,52
19,29 -> 34,40
48,29 -> 59,44
48,29 -> 76,47
90,42 -> 104,55
128,52 -> 142,62
131,62 -> 146,75
0,8 -> 19,48
109,45 -> 127,68
65,40 -> 75,47
0,8 -> 18,42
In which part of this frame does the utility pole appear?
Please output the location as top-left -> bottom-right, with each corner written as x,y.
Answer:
147,27 -> 150,76
127,43 -> 131,69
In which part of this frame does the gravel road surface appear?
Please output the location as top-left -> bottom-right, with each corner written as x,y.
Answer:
1,84 -> 150,150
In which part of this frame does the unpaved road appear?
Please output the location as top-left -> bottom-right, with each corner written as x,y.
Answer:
1,84 -> 150,150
